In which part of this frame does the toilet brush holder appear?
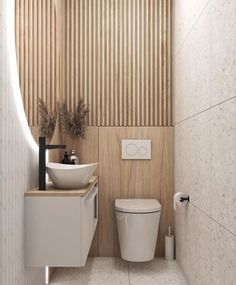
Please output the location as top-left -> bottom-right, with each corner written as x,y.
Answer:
165,226 -> 175,261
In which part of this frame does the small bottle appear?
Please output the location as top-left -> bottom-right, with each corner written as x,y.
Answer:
69,149 -> 79,164
61,151 -> 71,164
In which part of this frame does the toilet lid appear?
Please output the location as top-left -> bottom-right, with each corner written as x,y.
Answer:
115,199 -> 161,213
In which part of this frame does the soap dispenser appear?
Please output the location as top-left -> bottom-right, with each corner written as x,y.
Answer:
61,151 -> 71,164
69,149 -> 79,164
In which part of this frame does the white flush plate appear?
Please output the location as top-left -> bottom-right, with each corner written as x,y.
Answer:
121,139 -> 151,160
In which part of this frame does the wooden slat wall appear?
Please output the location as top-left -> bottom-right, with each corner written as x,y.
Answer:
15,0 -> 172,127
15,0 -> 59,126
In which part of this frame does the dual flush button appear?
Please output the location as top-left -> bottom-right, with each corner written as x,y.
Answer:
121,139 -> 152,160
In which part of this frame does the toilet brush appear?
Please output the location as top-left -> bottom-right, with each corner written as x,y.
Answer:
165,226 -> 175,261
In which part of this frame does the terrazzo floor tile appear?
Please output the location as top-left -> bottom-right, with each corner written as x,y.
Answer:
50,258 -> 129,285
50,258 -> 188,285
129,259 -> 188,285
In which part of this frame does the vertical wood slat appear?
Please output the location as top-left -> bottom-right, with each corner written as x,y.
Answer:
154,0 -> 158,125
167,0 -> 172,125
37,0 -> 42,125
159,0 -> 172,126
33,0 -> 37,124
46,0 -> 51,111
141,0 -> 145,126
15,0 -> 172,127
75,0 -> 79,108
92,0 -> 97,126
15,1 -> 19,70
20,0 -> 25,118
131,0 -> 135,126
24,0 -> 29,123
159,0 -> 163,126
50,1 -> 55,113
29,0 -> 33,125
42,0 -> 46,105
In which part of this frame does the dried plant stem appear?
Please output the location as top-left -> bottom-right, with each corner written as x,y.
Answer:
59,98 -> 89,138
38,98 -> 56,137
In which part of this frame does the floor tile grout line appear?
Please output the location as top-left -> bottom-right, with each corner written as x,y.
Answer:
174,95 -> 236,126
190,202 -> 236,237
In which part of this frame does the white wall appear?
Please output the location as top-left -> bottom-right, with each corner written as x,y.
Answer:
173,0 -> 236,284
0,0 -> 44,284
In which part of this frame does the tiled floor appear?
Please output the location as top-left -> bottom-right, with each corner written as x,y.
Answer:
50,258 -> 189,285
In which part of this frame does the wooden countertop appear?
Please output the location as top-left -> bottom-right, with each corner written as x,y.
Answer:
24,176 -> 98,197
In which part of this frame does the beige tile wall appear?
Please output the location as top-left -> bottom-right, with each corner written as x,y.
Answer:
173,0 -> 236,284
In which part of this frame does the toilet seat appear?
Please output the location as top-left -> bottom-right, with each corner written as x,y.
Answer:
115,199 -> 161,214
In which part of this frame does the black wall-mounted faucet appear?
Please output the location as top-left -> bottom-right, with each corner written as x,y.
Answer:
39,137 -> 66,190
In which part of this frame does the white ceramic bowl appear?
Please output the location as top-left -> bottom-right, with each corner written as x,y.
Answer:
46,162 -> 98,189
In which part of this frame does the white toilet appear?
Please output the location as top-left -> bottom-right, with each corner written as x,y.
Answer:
115,199 -> 161,262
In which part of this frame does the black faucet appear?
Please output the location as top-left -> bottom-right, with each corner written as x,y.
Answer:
39,137 -> 66,190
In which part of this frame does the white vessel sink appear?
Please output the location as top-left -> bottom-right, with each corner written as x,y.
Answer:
46,162 -> 98,189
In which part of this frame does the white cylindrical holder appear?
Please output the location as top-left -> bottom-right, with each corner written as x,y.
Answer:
165,235 -> 174,261
165,226 -> 174,261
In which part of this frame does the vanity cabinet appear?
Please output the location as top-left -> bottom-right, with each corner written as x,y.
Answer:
24,176 -> 98,267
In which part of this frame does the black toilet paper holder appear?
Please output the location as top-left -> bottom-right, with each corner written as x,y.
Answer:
179,196 -> 190,203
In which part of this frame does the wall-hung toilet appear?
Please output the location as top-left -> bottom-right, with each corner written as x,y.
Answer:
115,199 -> 161,262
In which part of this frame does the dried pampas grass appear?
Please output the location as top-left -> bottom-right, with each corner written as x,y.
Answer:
59,98 -> 89,138
38,98 -> 57,137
